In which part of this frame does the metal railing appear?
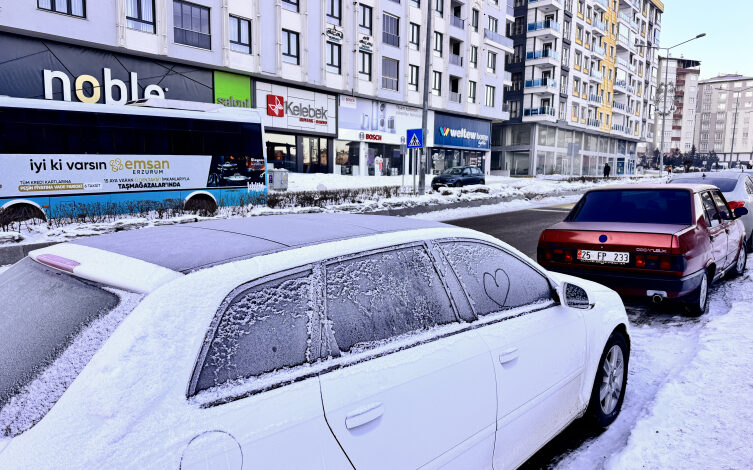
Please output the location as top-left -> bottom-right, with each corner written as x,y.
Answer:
528,20 -> 561,32
450,15 -> 464,29
523,106 -> 556,117
449,92 -> 462,103
526,49 -> 560,60
383,31 -> 399,47
484,28 -> 514,48
449,53 -> 463,66
525,78 -> 557,88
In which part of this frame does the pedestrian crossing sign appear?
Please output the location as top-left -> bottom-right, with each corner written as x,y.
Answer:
407,129 -> 423,148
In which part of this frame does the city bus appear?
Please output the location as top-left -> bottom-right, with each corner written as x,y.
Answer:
0,96 -> 267,222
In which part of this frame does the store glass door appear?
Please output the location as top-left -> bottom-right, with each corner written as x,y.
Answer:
303,137 -> 329,173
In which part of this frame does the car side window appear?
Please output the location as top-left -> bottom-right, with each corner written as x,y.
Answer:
325,245 -> 457,353
193,269 -> 317,394
700,191 -> 721,228
745,177 -> 753,196
711,190 -> 731,221
462,169 -> 471,176
437,241 -> 553,317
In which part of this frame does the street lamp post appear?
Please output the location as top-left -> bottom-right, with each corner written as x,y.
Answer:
636,33 -> 706,175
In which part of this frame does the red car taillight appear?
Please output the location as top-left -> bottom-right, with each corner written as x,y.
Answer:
635,254 -> 646,268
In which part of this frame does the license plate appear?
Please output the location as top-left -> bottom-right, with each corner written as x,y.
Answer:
577,250 -> 630,264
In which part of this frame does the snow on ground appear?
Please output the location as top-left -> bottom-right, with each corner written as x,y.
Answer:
0,175 -> 663,247
550,254 -> 753,470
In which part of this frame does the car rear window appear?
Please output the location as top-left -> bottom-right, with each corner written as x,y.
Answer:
0,258 -> 141,437
568,189 -> 693,225
669,177 -> 738,192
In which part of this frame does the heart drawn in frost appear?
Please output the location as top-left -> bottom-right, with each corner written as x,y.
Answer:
483,269 -> 510,308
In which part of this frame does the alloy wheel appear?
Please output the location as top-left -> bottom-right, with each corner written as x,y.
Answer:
599,345 -> 625,415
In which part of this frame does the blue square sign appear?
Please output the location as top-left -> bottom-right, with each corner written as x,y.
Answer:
407,128 -> 423,148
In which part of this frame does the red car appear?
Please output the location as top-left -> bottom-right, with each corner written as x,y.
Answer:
537,184 -> 749,315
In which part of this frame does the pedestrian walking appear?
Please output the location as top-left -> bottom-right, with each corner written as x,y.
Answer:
603,162 -> 611,178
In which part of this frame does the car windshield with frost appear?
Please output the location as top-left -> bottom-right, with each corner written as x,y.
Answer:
567,189 -> 693,225
0,258 -> 142,438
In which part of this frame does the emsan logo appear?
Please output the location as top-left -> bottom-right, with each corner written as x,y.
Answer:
267,94 -> 285,117
44,68 -> 166,104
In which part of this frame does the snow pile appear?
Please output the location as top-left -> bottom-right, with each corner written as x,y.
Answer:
607,290 -> 753,469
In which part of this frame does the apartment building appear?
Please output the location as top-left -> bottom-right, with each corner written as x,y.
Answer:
493,0 -> 663,176
0,0 -> 513,176
695,74 -> 753,166
651,57 -> 700,155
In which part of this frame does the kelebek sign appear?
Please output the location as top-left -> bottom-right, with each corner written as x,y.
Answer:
255,81 -> 337,134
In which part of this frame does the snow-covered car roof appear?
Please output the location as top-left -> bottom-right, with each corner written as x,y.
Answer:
67,213 -> 449,273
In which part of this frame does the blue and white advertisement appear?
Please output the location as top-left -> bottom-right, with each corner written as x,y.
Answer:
338,96 -> 422,145
433,113 -> 491,150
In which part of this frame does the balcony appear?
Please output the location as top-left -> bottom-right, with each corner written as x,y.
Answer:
593,0 -> 609,11
523,106 -> 557,122
526,49 -> 560,67
449,92 -> 462,103
484,28 -> 514,51
587,118 -> 601,128
524,78 -> 558,94
527,20 -> 561,40
617,57 -> 636,73
528,0 -> 563,12
449,53 -> 463,66
612,123 -> 628,133
612,101 -> 626,111
592,19 -> 607,35
592,44 -> 606,57
617,35 -> 634,51
383,31 -> 399,47
451,15 -> 465,29
589,94 -> 603,104
618,11 -> 640,32
502,71 -> 512,84
590,69 -> 604,81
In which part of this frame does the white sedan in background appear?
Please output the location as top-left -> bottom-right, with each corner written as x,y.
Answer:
670,171 -> 753,251
0,214 -> 630,470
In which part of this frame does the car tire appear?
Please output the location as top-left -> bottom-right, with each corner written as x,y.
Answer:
730,242 -> 747,278
480,179 -> 486,185
746,235 -> 753,254
454,181 -> 463,187
685,270 -> 710,317
585,331 -> 629,430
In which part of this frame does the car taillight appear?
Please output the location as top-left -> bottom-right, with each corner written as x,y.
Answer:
564,251 -> 574,263
634,253 -> 685,271
659,256 -> 672,270
635,254 -> 646,268
543,249 -> 553,261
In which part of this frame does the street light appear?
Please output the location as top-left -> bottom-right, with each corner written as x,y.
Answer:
636,33 -> 706,175
713,86 -> 753,166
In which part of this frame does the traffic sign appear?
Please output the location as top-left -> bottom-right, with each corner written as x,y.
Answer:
407,128 -> 423,149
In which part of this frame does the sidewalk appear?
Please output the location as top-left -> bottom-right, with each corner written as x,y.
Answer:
0,174 -> 663,265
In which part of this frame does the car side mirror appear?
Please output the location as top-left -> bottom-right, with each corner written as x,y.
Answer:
559,282 -> 593,310
734,207 -> 749,218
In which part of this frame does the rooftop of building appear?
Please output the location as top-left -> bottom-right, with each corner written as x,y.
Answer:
699,74 -> 753,84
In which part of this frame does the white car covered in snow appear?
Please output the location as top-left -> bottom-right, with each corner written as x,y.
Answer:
0,214 -> 630,470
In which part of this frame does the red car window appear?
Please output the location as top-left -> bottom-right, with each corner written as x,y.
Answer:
700,191 -> 722,228
711,191 -> 731,221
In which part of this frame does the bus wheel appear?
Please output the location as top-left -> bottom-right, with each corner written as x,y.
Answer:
184,195 -> 218,216
0,204 -> 46,227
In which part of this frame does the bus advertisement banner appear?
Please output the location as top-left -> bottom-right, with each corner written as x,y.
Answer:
0,154 -> 266,198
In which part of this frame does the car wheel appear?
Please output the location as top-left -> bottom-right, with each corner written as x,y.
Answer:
685,270 -> 710,317
585,331 -> 628,429
454,181 -> 463,187
480,179 -> 486,185
730,242 -> 747,278
746,235 -> 753,254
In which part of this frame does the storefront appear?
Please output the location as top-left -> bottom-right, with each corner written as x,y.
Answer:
429,112 -> 492,175
255,81 -> 338,174
336,96 -> 423,176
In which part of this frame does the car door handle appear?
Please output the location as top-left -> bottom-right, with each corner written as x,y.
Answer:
345,403 -> 384,430
498,348 -> 519,365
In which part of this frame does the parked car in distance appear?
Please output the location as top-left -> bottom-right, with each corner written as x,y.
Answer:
431,166 -> 485,190
669,171 -> 753,251
0,213 -> 629,470
538,185 -> 748,315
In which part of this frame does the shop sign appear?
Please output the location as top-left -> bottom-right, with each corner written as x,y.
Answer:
358,34 -> 374,53
213,71 -> 252,108
255,82 -> 337,135
326,25 -> 344,43
338,96 -> 422,145
0,32 -> 214,104
433,112 -> 491,150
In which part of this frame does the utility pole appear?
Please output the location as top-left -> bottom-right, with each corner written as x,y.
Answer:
731,96 -> 739,163
419,0 -> 433,195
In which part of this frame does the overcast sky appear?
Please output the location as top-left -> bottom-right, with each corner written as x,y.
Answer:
660,0 -> 753,80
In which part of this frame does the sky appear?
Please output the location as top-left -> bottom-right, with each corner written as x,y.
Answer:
660,0 -> 753,80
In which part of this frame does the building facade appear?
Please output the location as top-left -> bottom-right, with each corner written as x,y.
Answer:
694,74 -> 753,166
651,57 -> 700,156
0,0 -> 515,177
494,0 -> 663,176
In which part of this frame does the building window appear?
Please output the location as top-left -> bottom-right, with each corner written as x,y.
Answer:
282,29 -> 300,64
359,4 -> 372,33
409,65 -> 419,91
229,16 -> 251,54
359,51 -> 372,80
487,51 -> 497,73
126,0 -> 154,33
382,57 -> 399,91
326,42 -> 341,74
409,23 -> 420,50
470,45 -> 478,68
468,80 -> 477,103
434,31 -> 443,56
471,9 -> 479,32
432,71 -> 442,96
38,0 -> 86,18
383,14 -> 400,47
282,0 -> 298,12
485,85 -> 495,107
411,0 -> 420,6
174,1 -> 211,49
488,16 -> 498,33
435,1 -> 444,16
327,0 -> 341,25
